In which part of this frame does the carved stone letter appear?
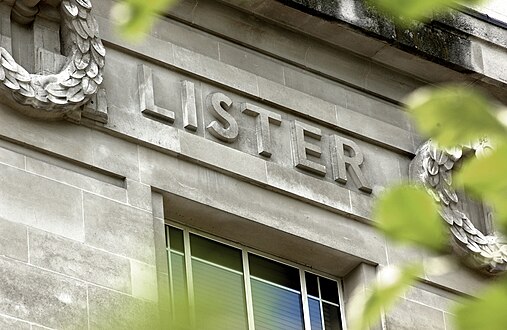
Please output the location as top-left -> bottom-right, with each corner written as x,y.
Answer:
138,64 -> 175,123
330,135 -> 372,193
240,103 -> 282,158
206,92 -> 238,143
181,80 -> 197,131
291,120 -> 326,176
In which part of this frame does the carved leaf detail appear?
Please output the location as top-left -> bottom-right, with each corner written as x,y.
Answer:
0,0 -> 105,116
415,140 -> 507,274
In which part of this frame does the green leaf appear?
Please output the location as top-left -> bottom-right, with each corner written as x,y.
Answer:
454,279 -> 507,330
111,0 -> 178,40
455,144 -> 507,233
368,0 -> 484,22
374,184 -> 446,252
348,263 -> 422,330
406,85 -> 505,148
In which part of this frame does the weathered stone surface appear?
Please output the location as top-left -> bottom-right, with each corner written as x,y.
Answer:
0,257 -> 87,329
173,45 -> 259,96
139,147 -> 387,266
88,285 -> 159,330
91,131 -> 140,181
386,298 -> 445,330
0,314 -> 30,330
126,179 -> 152,211
26,156 -> 127,203
0,218 -> 27,262
130,260 -> 158,302
219,42 -> 285,84
29,229 -> 132,293
0,145 -> 24,169
0,163 -> 84,241
84,193 -> 156,264
406,283 -> 459,312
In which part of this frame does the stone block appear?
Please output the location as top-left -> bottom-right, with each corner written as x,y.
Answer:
265,161 -> 352,214
343,263 -> 377,304
0,163 -> 84,241
26,156 -> 127,203
0,257 -> 87,329
88,285 -> 159,330
406,283 -> 459,312
152,18 -> 220,60
96,15 -> 175,67
173,45 -> 259,96
153,217 -> 168,274
84,193 -> 156,264
424,266 -> 487,296
91,131 -> 140,180
344,88 -> 411,130
283,66 -> 348,108
131,260 -> 158,302
0,145 -> 24,169
219,42 -> 285,84
386,298 -> 445,330
364,62 -> 424,103
0,218 -> 27,262
126,179 -> 152,211
305,45 -> 368,91
151,192 -> 164,219
444,312 -> 456,330
257,77 -> 339,127
335,105 -> 415,154
29,229 -> 132,294
0,105 -> 94,165
179,130 -> 268,184
191,0 -> 309,64
0,314 -> 30,330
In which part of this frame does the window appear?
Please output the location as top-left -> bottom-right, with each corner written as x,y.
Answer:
166,225 -> 345,330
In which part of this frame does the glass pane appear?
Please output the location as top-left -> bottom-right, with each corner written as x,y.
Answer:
170,252 -> 189,326
168,226 -> 184,252
305,272 -> 319,297
308,297 -> 323,330
192,258 -> 248,330
323,303 -> 342,330
251,278 -> 304,330
190,234 -> 243,271
249,254 -> 301,291
320,277 -> 339,304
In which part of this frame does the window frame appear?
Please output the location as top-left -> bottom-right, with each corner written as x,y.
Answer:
165,221 -> 348,330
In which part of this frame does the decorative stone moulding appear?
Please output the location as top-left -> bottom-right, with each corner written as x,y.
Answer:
410,140 -> 507,275
0,0 -> 106,121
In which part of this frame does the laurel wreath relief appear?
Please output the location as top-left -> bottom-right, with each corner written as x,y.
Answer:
0,0 -> 105,118
410,140 -> 507,274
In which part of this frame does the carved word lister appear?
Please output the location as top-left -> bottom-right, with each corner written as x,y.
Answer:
138,64 -> 372,194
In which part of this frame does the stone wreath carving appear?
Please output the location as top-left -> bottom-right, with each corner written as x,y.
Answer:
410,140 -> 507,275
1,0 -> 105,119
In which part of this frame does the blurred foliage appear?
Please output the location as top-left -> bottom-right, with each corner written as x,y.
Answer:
454,278 -> 507,330
406,85 -> 506,148
374,185 -> 446,252
111,0 -> 178,40
347,263 -> 422,330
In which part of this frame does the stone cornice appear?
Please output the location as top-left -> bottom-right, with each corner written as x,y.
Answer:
218,0 -> 507,103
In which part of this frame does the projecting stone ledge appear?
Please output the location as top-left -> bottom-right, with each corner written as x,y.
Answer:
281,0 -> 501,73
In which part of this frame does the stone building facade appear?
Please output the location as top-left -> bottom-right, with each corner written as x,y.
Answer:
0,0 -> 505,329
